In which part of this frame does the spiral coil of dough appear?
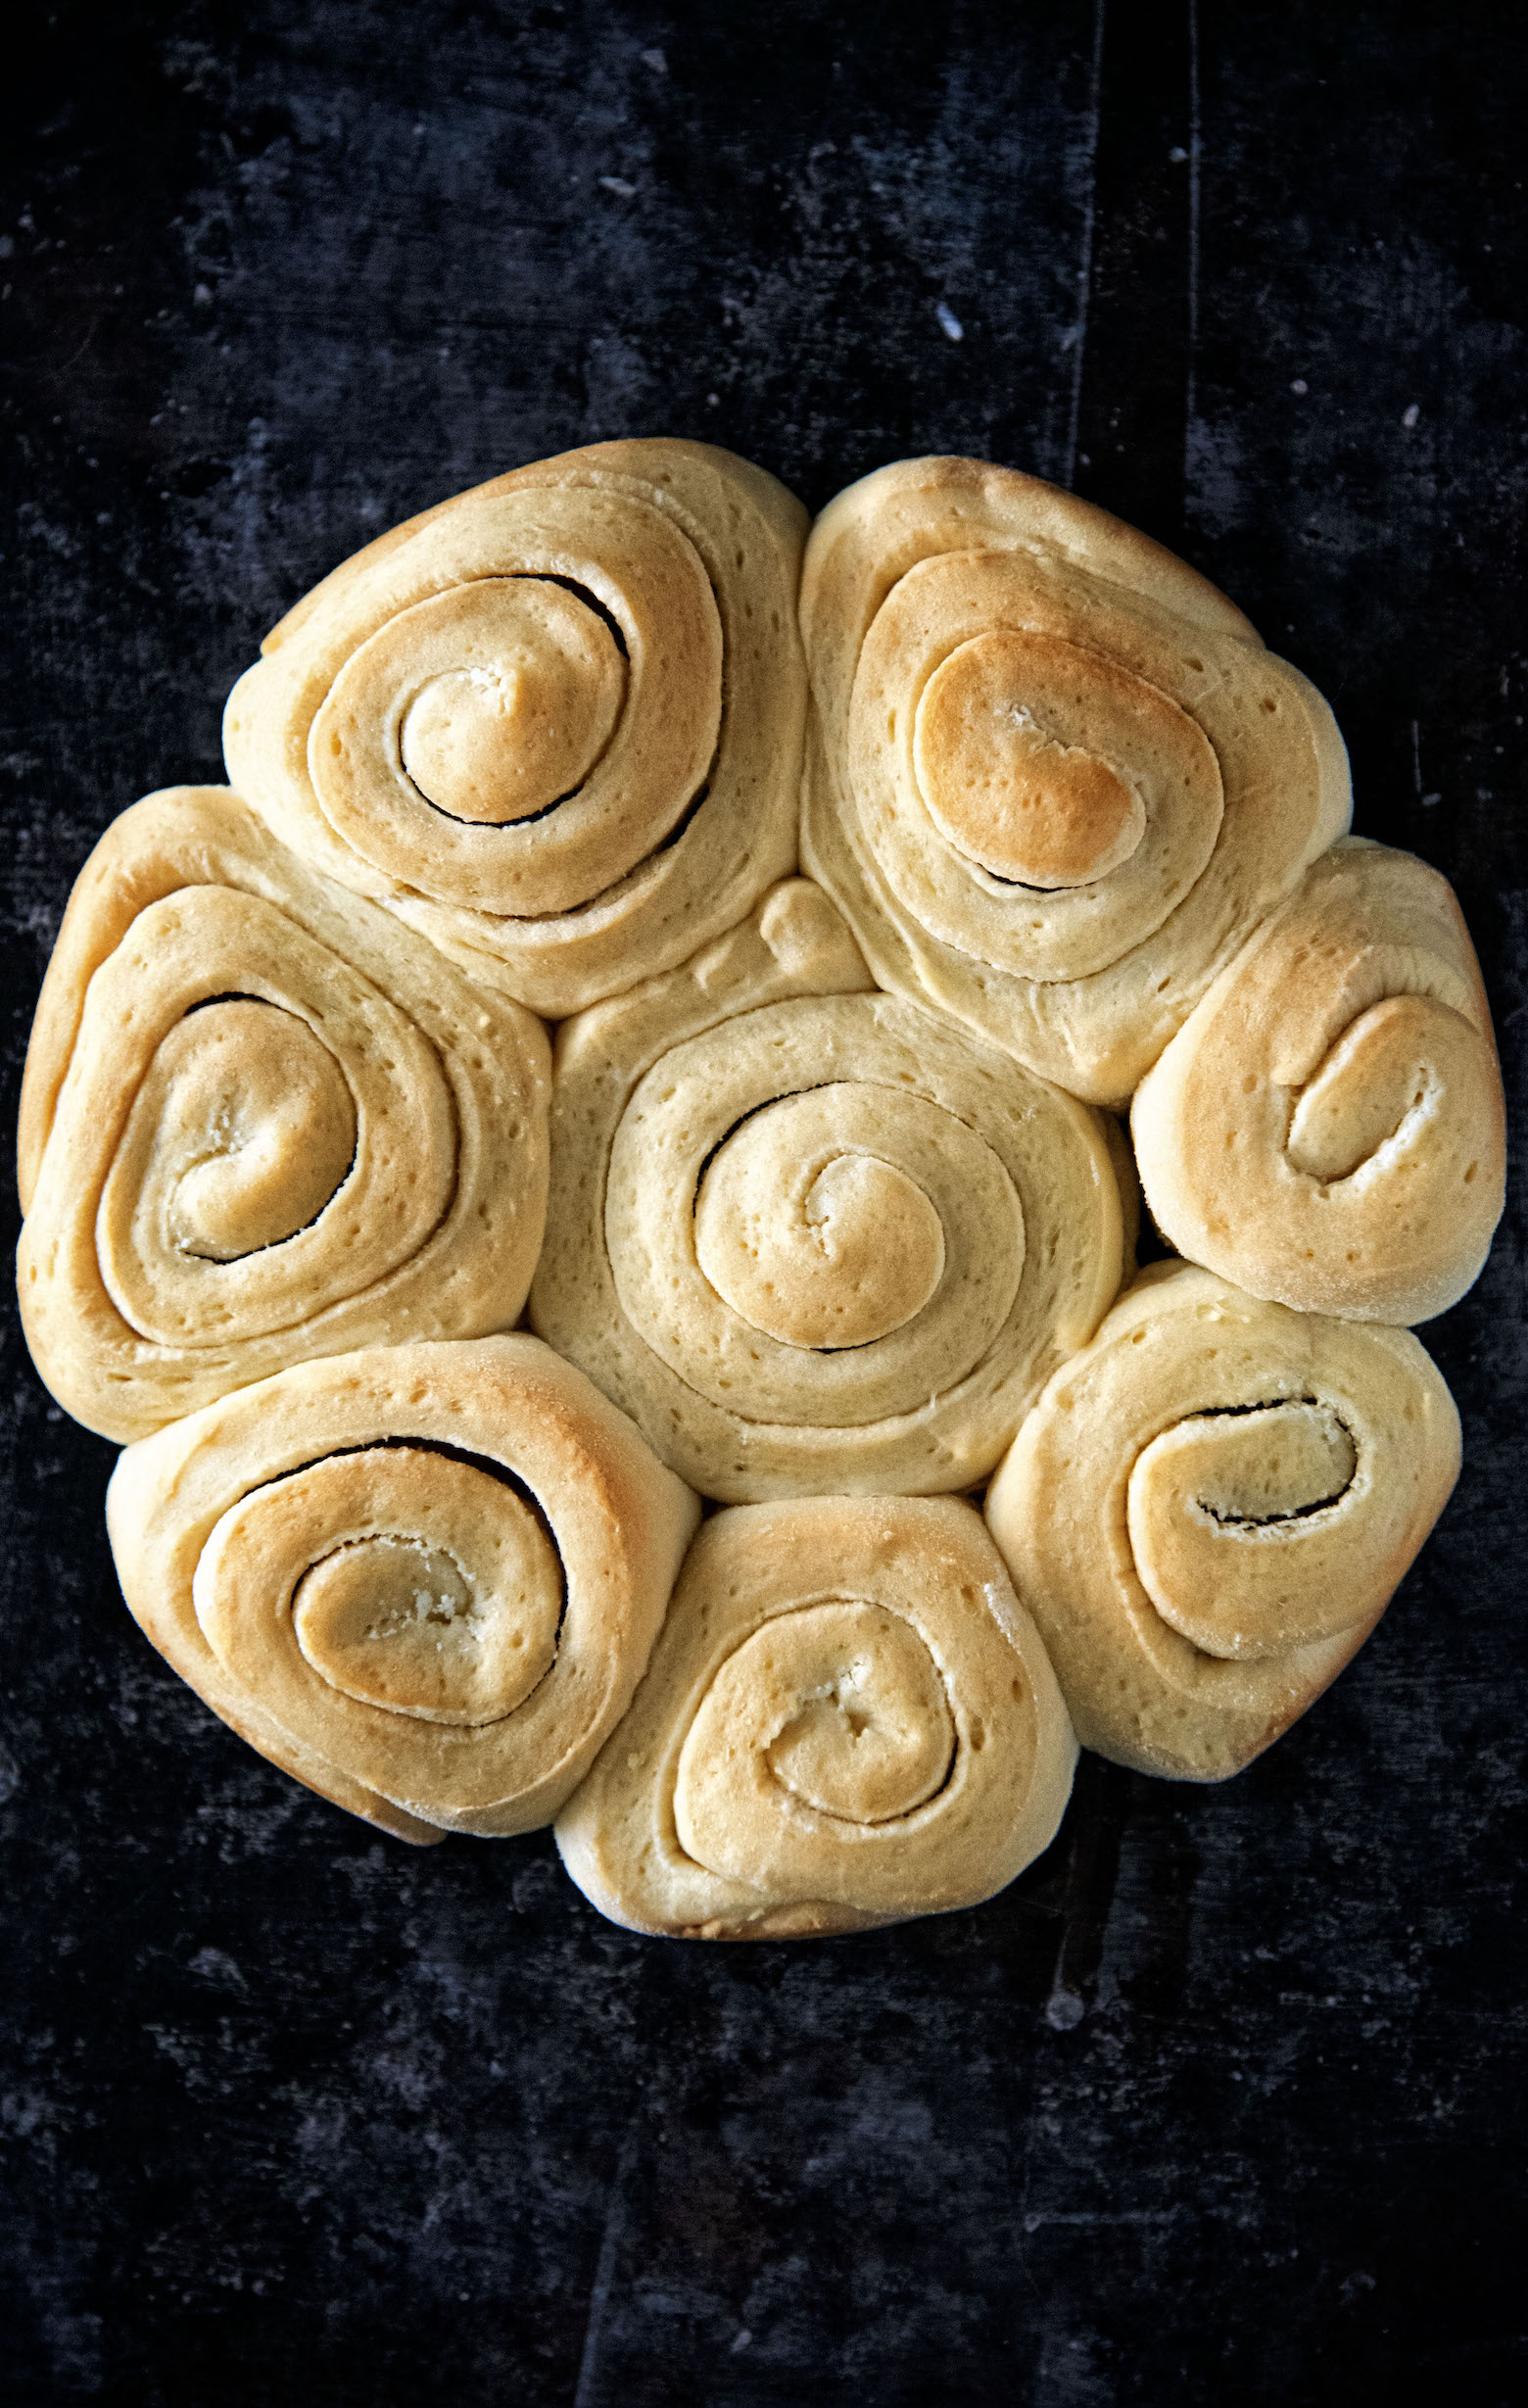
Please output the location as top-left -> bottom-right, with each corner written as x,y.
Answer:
106,1336 -> 700,1840
800,456 -> 1353,1105
222,439 -> 807,1016
555,1494 -> 1076,1937
984,1264 -> 1461,1780
529,879 -> 1131,1503
1130,841 -> 1506,1324
17,787 -> 549,1441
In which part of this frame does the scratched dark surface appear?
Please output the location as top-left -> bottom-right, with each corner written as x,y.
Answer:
2,3 -> 1525,2401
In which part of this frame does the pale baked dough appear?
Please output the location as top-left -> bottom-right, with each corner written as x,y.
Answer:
984,1263 -> 1461,1780
555,1494 -> 1076,1937
1130,839 -> 1505,1322
17,436 -> 1488,1893
223,439 -> 807,1015
801,456 -> 1353,1104
529,878 -> 1132,1502
106,1336 -> 700,1839
17,787 -> 549,1441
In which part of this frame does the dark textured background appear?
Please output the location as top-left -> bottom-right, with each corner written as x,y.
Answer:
3,4 -> 1525,2400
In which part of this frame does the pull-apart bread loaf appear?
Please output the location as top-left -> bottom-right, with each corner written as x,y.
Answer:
555,1495 -> 1076,1938
1131,839 -> 1505,1323
530,878 -> 1132,1502
107,1336 -> 699,1841
13,436 -> 1494,1886
18,787 -> 549,1441
223,439 -> 807,1016
801,457 -> 1353,1104
984,1264 -> 1461,1781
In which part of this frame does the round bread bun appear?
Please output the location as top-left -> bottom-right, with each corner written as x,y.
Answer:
530,878 -> 1132,1503
555,1493 -> 1076,1938
223,438 -> 807,1016
984,1263 -> 1461,1780
17,786 -> 549,1442
1130,839 -> 1505,1323
801,456 -> 1353,1105
106,1335 -> 700,1839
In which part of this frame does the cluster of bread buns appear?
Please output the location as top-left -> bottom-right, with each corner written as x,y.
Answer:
18,440 -> 1502,1937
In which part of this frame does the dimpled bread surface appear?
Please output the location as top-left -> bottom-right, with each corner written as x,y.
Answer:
18,786 -> 549,1442
107,1335 -> 699,1839
223,438 -> 808,1017
555,1495 -> 1076,1938
14,442 -> 1495,1931
800,455 -> 1353,1105
984,1264 -> 1461,1781
1130,838 -> 1505,1323
529,877 -> 1132,1503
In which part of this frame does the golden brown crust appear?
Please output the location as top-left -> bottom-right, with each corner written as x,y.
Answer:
554,1494 -> 1076,1938
106,1335 -> 700,1837
529,879 -> 1129,1502
17,787 -> 549,1441
984,1264 -> 1461,1780
223,438 -> 809,1016
800,456 -> 1352,1105
1130,839 -> 1506,1322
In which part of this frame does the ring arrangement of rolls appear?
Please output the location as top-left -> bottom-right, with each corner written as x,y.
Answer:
19,440 -> 1504,1938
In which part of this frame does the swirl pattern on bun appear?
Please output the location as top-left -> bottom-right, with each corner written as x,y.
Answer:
555,1494 -> 1076,1937
1130,841 -> 1505,1323
223,440 -> 807,1015
106,1337 -> 700,1838
984,1265 -> 1461,1780
801,456 -> 1353,1104
17,787 -> 549,1441
530,880 -> 1131,1502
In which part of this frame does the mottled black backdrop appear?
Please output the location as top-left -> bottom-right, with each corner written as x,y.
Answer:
3,4 -> 1524,2401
